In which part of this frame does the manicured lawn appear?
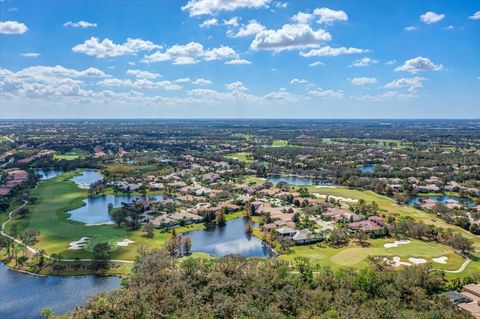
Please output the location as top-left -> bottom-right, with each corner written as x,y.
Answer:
105,163 -> 161,176
225,152 -> 254,163
307,186 -> 480,250
244,175 -> 265,185
280,238 -> 468,273
54,153 -> 80,160
272,139 -> 288,147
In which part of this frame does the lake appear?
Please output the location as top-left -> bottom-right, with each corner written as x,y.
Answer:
408,195 -> 476,208
357,164 -> 375,173
0,263 -> 120,319
186,218 -> 275,258
68,194 -> 165,224
267,175 -> 332,186
71,170 -> 104,189
36,169 -> 63,180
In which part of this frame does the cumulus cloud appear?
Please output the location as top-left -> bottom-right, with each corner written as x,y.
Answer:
72,37 -> 162,58
349,57 -> 378,67
469,11 -> 480,20
192,78 -> 212,86
126,69 -> 160,79
350,77 -> 377,85
292,12 -> 313,24
313,7 -> 348,24
63,21 -> 97,28
228,20 -> 265,37
175,77 -> 191,83
0,21 -> 28,34
420,11 -> 445,24
225,81 -> 247,91
394,56 -> 443,73
225,59 -> 252,64
404,26 -> 416,32
250,24 -> 331,52
385,76 -> 425,92
223,17 -> 240,27
308,88 -> 344,99
142,42 -> 238,64
98,78 -> 181,90
360,91 -> 416,101
21,52 -> 40,58
182,0 -> 269,17
199,18 -> 218,28
300,46 -> 367,57
290,78 -> 308,85
264,88 -> 305,102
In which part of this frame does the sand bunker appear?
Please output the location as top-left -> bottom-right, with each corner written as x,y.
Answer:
116,239 -> 135,247
408,257 -> 427,264
384,240 -> 411,248
314,194 -> 358,203
69,237 -> 90,250
387,256 -> 411,268
432,256 -> 448,264
315,185 -> 336,188
85,221 -> 115,226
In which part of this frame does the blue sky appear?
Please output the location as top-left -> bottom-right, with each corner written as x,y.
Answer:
0,0 -> 479,119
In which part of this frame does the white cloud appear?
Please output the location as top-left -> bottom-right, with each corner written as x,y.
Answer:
349,57 -> 378,67
290,78 -> 308,85
350,77 -> 377,85
63,21 -> 97,28
308,88 -> 344,99
300,46 -> 367,57
264,88 -> 304,102
192,78 -> 212,86
72,37 -> 161,58
404,26 -> 416,32
21,52 -> 40,58
223,17 -> 240,27
385,60 -> 396,65
0,21 -> 28,34
469,11 -> 480,20
203,46 -> 238,61
394,56 -> 443,73
443,25 -> 454,30
313,7 -> 348,24
309,61 -> 325,67
420,11 -> 445,24
142,42 -> 237,64
225,81 -> 247,91
251,24 -> 331,52
199,18 -> 218,28
126,69 -> 161,79
175,77 -> 191,83
225,59 -> 252,64
361,91 -> 415,101
228,20 -> 265,37
292,12 -> 313,24
99,78 -> 181,90
275,2 -> 288,9
182,0 -> 269,17
385,76 -> 425,92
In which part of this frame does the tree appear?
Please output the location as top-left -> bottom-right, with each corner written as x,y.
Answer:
244,219 -> 253,235
20,228 -> 39,245
40,307 -> 53,319
216,210 -> 226,226
142,223 -> 155,238
93,242 -> 111,271
182,236 -> 192,255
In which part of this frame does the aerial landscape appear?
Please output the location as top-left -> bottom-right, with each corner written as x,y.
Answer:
1,1 -> 480,318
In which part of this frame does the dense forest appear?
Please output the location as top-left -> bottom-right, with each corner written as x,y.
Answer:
60,249 -> 474,319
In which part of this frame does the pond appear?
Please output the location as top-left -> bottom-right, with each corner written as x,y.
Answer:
36,169 -> 63,180
71,170 -> 104,189
267,175 -> 332,186
68,194 -> 165,224
408,195 -> 476,208
186,218 -> 275,258
0,263 -> 120,319
357,164 -> 375,173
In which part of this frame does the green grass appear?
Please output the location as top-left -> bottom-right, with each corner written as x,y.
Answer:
272,139 -> 288,147
225,152 -> 254,163
54,153 -> 80,160
279,238 -> 470,275
244,175 -> 265,185
307,186 -> 480,250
